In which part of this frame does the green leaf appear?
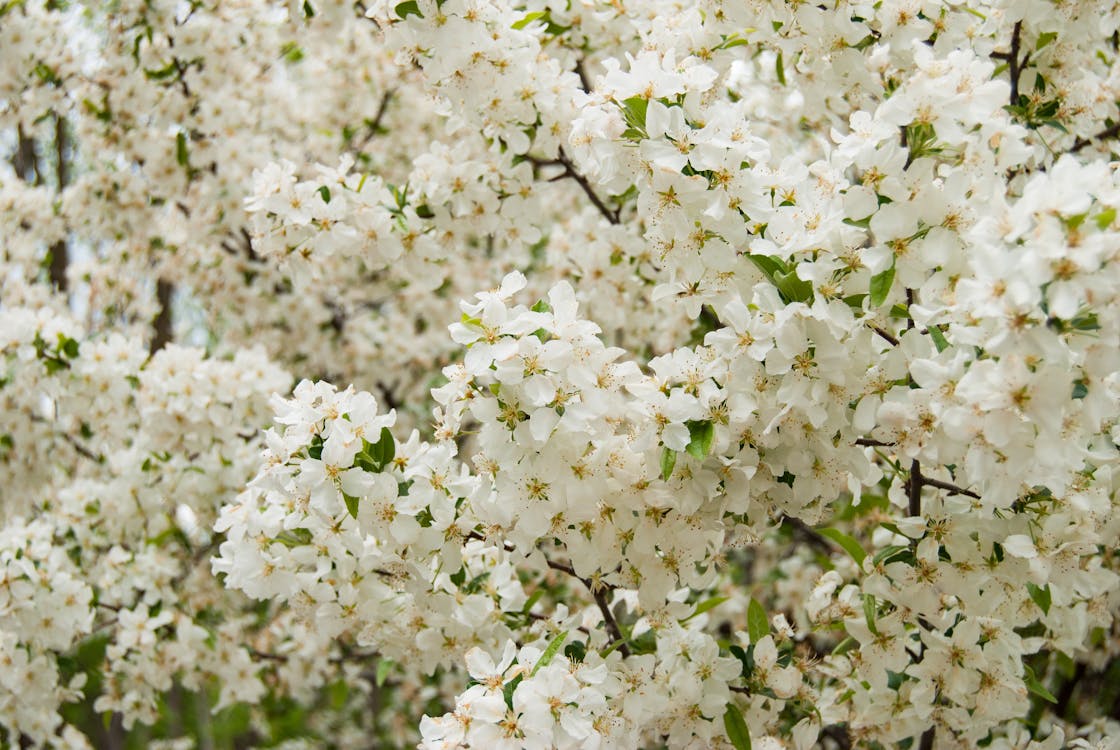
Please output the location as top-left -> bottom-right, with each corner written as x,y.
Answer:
317,185 -> 331,204
723,704 -> 752,750
532,631 -> 569,675
1024,664 -> 1058,703
59,335 -> 80,359
873,544 -> 914,567
511,10 -> 546,29
927,324 -> 949,353
343,492 -> 360,519
682,595 -> 729,623
522,589 -> 544,614
393,0 -> 420,18
685,420 -> 715,459
1027,582 -> 1052,615
746,598 -> 769,643
660,447 -> 676,481
358,426 -> 396,472
818,527 -> 866,567
619,96 -> 649,134
773,268 -> 814,304
1036,31 -> 1058,49
775,51 -> 786,86
175,132 -> 189,168
1095,207 -> 1116,230
869,262 -> 895,307
862,593 -> 878,635
374,658 -> 392,689
1071,380 -> 1088,399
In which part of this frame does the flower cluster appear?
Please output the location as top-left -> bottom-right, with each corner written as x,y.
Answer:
2,0 -> 1120,747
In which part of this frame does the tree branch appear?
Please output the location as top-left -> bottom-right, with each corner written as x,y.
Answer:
1069,121 -> 1120,154
150,279 -> 175,355
872,325 -> 899,347
526,148 -> 620,225
992,21 -> 1026,107
545,556 -> 630,657
908,459 -> 922,518
919,475 -> 980,499
48,115 -> 70,293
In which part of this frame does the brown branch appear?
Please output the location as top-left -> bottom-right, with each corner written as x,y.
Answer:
919,475 -> 980,499
48,115 -> 70,292
872,325 -> 899,347
782,515 -> 833,555
908,460 -> 923,518
545,556 -> 630,657
10,123 -> 39,183
918,727 -> 935,750
855,438 -> 894,447
350,89 -> 395,155
992,21 -> 1026,107
551,148 -> 622,225
1069,121 -> 1120,154
574,59 -> 592,94
822,725 -> 853,750
149,279 -> 175,355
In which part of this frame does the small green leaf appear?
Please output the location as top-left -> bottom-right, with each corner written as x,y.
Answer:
869,263 -> 895,307
817,527 -> 866,567
682,595 -> 729,623
685,420 -> 714,459
511,10 -> 546,29
660,447 -> 676,481
723,704 -> 752,750
359,426 -> 396,472
862,593 -> 878,635
532,631 -> 569,675
343,492 -> 360,519
1026,582 -> 1052,615
1095,207 -> 1116,230
1036,31 -> 1058,49
317,185 -> 331,204
747,598 -> 769,643
522,589 -> 544,614
873,544 -> 914,567
376,658 -> 394,689
175,132 -> 189,168
1071,380 -> 1088,399
773,268 -> 814,303
775,51 -> 785,86
393,0 -> 420,18
59,335 -> 80,359
927,324 -> 949,353
1024,664 -> 1058,704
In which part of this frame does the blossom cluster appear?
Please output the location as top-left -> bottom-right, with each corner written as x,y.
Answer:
2,0 -> 1120,747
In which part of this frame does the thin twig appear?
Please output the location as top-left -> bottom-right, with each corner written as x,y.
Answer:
992,21 -> 1025,107
545,557 -> 630,657
908,460 -> 922,518
1069,121 -> 1120,154
574,59 -> 592,94
782,516 -> 833,555
919,476 -> 980,499
553,147 -> 620,225
872,326 -> 899,347
350,89 -> 395,155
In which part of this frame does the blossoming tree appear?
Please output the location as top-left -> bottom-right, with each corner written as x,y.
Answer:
2,0 -> 1120,747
